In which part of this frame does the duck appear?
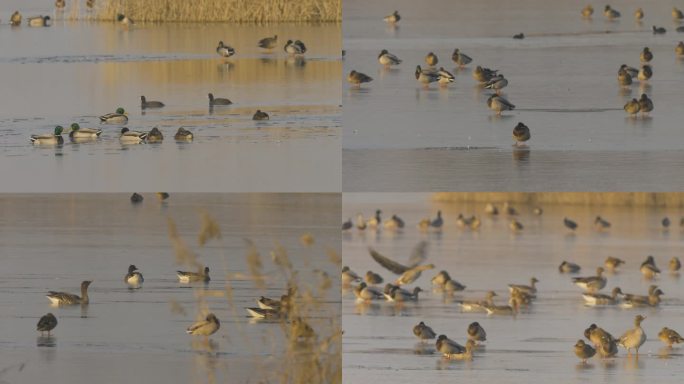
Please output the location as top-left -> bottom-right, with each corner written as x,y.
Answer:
485,203 -> 499,215
572,267 -> 606,292
604,256 -> 625,271
366,209 -> 382,227
674,7 -> 684,20
473,65 -> 499,83
663,217 -> 671,228
676,42 -> 684,56
46,281 -> 92,305
425,52 -> 438,66
27,15 -> 50,27
99,107 -> 128,124
156,192 -> 169,202
246,306 -> 284,319
415,65 -> 440,87
618,315 -> 647,356
384,10 -> 400,24
437,67 -> 455,86
638,65 -> 652,82
37,313 -> 58,336
581,5 -> 594,18
604,5 -> 620,19
431,270 -> 451,286
258,35 -> 278,50
124,264 -> 144,288
624,98 -> 641,117
342,266 -> 361,285
248,110 -> 268,121
140,96 -> 164,109
378,49 -> 402,66
384,286 -> 422,302
69,123 -> 102,139
487,94 -> 515,115
563,217 -> 578,231
574,340 -> 596,363
669,257 -> 681,272
365,271 -> 383,285
177,266 -> 210,283
116,13 -> 133,24
512,33 -> 525,39
413,321 -> 436,341
482,299 -> 515,316
86,0 -> 95,9
216,41 -> 235,57
353,282 -> 384,301
451,49 -> 472,67
208,93 -> 232,106
621,288 -> 664,307
634,8 -> 644,21
509,219 -> 523,231
174,127 -> 194,141
430,211 -> 443,228
444,279 -> 467,293
559,261 -> 581,273
436,335 -> 474,359
653,26 -> 666,34
130,193 -> 143,203
508,277 -> 539,296
30,126 -> 64,145
484,74 -> 508,95
119,128 -> 147,143
640,47 -> 653,63
594,216 -> 611,230
640,255 -> 660,279
383,215 -> 405,230
635,94 -> 653,118
658,327 -> 684,347
512,122 -> 530,145
147,127 -> 164,143
620,64 -> 639,78
617,68 -> 633,86
186,313 -> 220,338
582,287 -> 623,306
623,285 -> 658,302
257,296 -> 283,310
348,70 -> 373,87
467,322 -> 486,344
584,324 -> 618,357
55,0 -> 66,9
342,218 -> 353,231
456,291 -> 497,312
10,11 -> 22,26
355,214 -> 367,230
284,39 -> 307,55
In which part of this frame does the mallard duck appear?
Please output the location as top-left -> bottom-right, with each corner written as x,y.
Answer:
415,65 -> 440,87
676,42 -> 684,56
366,209 -> 381,227
634,8 -> 644,20
572,267 -> 606,292
456,291 -> 497,312
186,313 -> 220,338
425,52 -> 438,66
618,315 -> 647,356
368,242 -> 432,285
99,107 -> 128,124
37,313 -> 58,336
604,256 -> 625,271
484,74 -> 508,95
581,5 -> 594,18
512,122 -> 530,145
431,270 -> 451,286
472,65 -> 499,83
431,211 -> 443,228
674,7 -> 684,20
30,126 -> 64,145
485,203 -> 499,215
147,127 -> 163,142
604,5 -> 620,19
140,96 -> 164,109
174,127 -> 193,141
437,67 -> 455,86
69,123 -> 102,139
348,70 -> 373,87
208,93 -> 232,106
156,192 -> 169,201
653,26 -> 666,34
46,281 -> 92,305
383,215 -> 405,230
563,217 -> 578,231
559,261 -> 581,273
342,219 -> 353,231
116,14 -> 133,24
253,110 -> 269,120
640,255 -> 660,279
583,287 -> 623,306
119,128 -> 147,143
513,33 -> 525,39
659,327 -> 684,347
177,267 -> 210,283
353,282 -> 384,301
444,278 -> 466,293
487,94 -> 515,115
27,15 -> 50,27
55,0 -> 66,9
413,321 -> 436,341
355,213 -> 367,230
640,47 -> 653,62
342,266 -> 361,285
216,41 -> 235,57
574,340 -> 596,363
638,93 -> 653,116
130,193 -> 143,203
284,39 -> 306,55
124,264 -> 144,288
365,271 -> 383,285
638,65 -> 652,81
617,68 -> 633,86
258,35 -> 278,50
451,49 -> 472,67
509,219 -> 523,231
594,216 -> 611,230
620,64 -> 638,78
509,277 -> 538,296
10,11 -> 22,26
246,306 -> 284,319
467,322 -> 486,344
384,10 -> 400,24
624,98 -> 641,116
436,335 -> 474,359
584,324 -> 618,357
257,296 -> 283,310
670,257 -> 681,272
378,49 -> 402,66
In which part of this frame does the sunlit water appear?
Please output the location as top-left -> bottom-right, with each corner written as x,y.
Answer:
0,194 -> 340,383
343,0 -> 684,191
0,2 -> 341,192
343,193 -> 684,383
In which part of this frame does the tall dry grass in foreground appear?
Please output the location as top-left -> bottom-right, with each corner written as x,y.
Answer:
434,192 -> 684,207
96,0 -> 341,22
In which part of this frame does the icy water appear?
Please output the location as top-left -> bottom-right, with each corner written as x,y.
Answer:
0,194 -> 340,383
343,193 -> 684,383
0,3 -> 341,192
343,0 -> 684,191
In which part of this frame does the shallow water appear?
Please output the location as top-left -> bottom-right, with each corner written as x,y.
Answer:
343,193 -> 684,383
0,3 -> 341,192
343,0 -> 684,191
0,194 -> 340,383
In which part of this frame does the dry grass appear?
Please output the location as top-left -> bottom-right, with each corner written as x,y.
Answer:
94,0 -> 341,22
433,192 -> 684,207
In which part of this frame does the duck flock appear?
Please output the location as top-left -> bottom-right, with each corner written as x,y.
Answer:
342,203 -> 683,364
346,5 -> 684,146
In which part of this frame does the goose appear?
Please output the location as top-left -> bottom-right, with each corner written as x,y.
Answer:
618,315 -> 647,356
186,313 -> 220,338
177,266 -> 210,283
258,35 -> 278,50
572,267 -> 606,292
582,287 -> 622,305
46,281 -> 92,305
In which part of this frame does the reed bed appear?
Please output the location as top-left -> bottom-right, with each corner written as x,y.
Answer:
94,0 -> 341,22
434,192 -> 684,207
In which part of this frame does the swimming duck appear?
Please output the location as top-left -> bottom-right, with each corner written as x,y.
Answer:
365,271 -> 383,285
124,264 -> 144,288
512,33 -> 525,39
659,327 -> 684,347
674,7 -> 684,20
574,340 -> 596,363
37,313 -> 58,336
622,288 -> 663,307
638,65 -> 652,81
384,10 -> 400,24
177,266 -> 210,283
638,93 -> 653,116
509,277 -> 538,296
604,5 -> 620,19
653,26 -> 666,34
99,107 -> 128,124
353,282 -> 384,301
618,315 -> 647,356
669,257 -> 681,272
130,193 -> 143,203
119,128 -> 147,143
384,286 -> 422,302
378,49 -> 402,66
140,96 -> 164,109
559,261 -> 581,273
437,67 -> 455,86
676,42 -> 684,56
484,74 -> 508,95
467,322 -> 486,344
583,287 -> 622,306
186,313 -> 220,338
509,219 -> 523,231
413,321 -> 436,341
572,267 -> 606,292
451,49 -> 472,67
348,70 -> 373,87
594,216 -> 611,230
69,123 -> 102,139
482,300 -> 515,316
46,281 -> 92,305
174,127 -> 193,141
415,65 -> 440,87
30,126 -> 64,145
208,93 -> 232,106
342,266 -> 361,285
251,110 -> 269,121
512,122 -> 530,145
640,255 -> 660,279
563,217 -> 578,231
604,256 -> 625,271
10,11 -> 22,26
581,5 -> 594,18
640,47 -> 653,62
624,98 -> 641,116
147,127 -> 163,143
457,291 -> 497,312
284,39 -> 307,55
258,35 -> 278,50
634,8 -> 644,21
487,95 -> 515,115
116,14 -> 133,24
27,15 -> 50,27
55,0 -> 66,9
216,41 -> 235,57
425,52 -> 438,66
584,324 -> 618,357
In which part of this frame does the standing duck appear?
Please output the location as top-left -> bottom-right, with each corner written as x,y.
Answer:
584,323 -> 618,357
638,65 -> 652,82
10,11 -> 22,26
258,35 -> 278,50
563,217 -> 578,231
484,74 -> 508,95
425,52 -> 438,66
640,47 -> 653,63
30,126 -> 64,145
384,11 -> 400,24
617,68 -> 633,86
581,5 -> 594,18
512,122 -> 530,145
634,8 -> 644,21
413,321 -> 436,341
604,5 -> 620,19
658,327 -> 684,347
55,0 -> 66,10
437,67 -> 455,86
124,264 -> 144,288
37,313 -> 58,336
676,42 -> 684,56
348,70 -> 373,87
640,255 -> 660,279
487,95 -> 515,115
451,49 -> 472,67
415,65 -> 440,87
284,40 -> 306,55
669,257 -> 681,272
559,261 -> 581,273
574,340 -> 596,363
624,98 -> 641,117
467,322 -> 486,344
618,315 -> 647,356
604,256 -> 625,271
216,41 -> 235,57
46,281 -> 92,305
638,93 -> 653,116
378,49 -> 402,67
594,216 -> 611,230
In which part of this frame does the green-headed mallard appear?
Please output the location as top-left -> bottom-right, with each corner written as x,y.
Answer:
676,42 -> 684,56
384,10 -> 400,24
513,122 -> 530,145
413,321 -> 436,341
618,315 -> 646,356
487,94 -> 515,115
574,340 -> 596,363
177,267 -> 210,283
640,47 -> 653,62
31,126 -> 64,145
583,287 -> 623,306
425,52 -> 438,66
69,123 -> 102,139
216,41 -> 235,57
452,49 -> 472,67
37,313 -> 58,336
120,127 -> 147,143
348,70 -> 373,87
624,98 -> 640,116
174,127 -> 193,141
634,8 -> 644,21
559,261 -> 581,273
147,127 -> 163,143
604,5 -> 620,19
484,74 -> 508,94
638,93 -> 653,116
378,49 -> 402,66
252,110 -> 269,120
208,93 -> 232,106
140,96 -> 164,109
46,281 -> 92,305
124,264 -> 144,288
674,7 -> 684,20
415,65 -> 440,87
10,11 -> 22,26
284,39 -> 306,55
258,35 -> 278,50
572,267 -> 606,292
186,313 -> 220,338
659,327 -> 684,347
116,13 -> 133,24
99,107 -> 128,124
28,15 -> 50,27
581,5 -> 594,18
